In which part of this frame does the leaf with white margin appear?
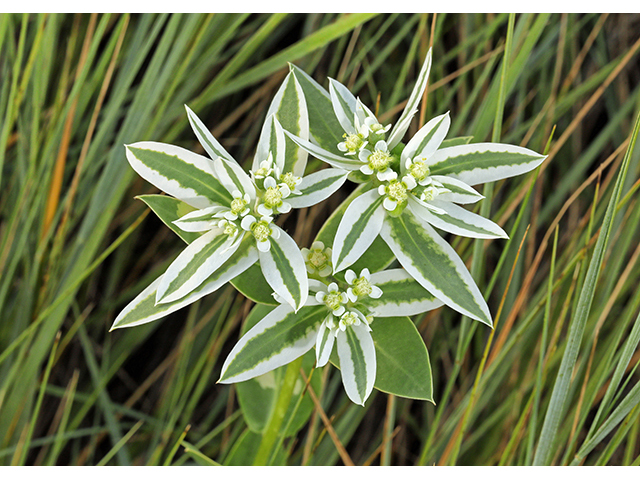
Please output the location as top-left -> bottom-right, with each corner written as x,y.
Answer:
173,205 -> 227,232
401,111 -> 450,164
156,229 -> 242,304
314,185 -> 394,277
185,105 -> 236,164
125,142 -> 232,209
387,48 -> 432,149
408,197 -> 508,239
212,157 -> 255,198
336,323 -> 376,406
359,269 -> 444,317
254,114 -> 286,173
286,168 -> 349,209
329,77 -> 358,134
380,209 -> 492,326
332,189 -> 386,273
426,143 -> 546,186
289,64 -> 344,155
284,131 -> 363,171
265,72 -> 309,176
430,175 -> 484,205
259,225 -> 308,312
111,237 -> 258,330
137,194 -> 201,244
219,304 -> 326,383
315,320 -> 335,368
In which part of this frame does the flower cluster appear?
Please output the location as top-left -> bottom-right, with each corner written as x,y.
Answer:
112,49 -> 546,406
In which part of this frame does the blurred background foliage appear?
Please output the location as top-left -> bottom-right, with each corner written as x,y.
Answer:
1,12 -> 640,465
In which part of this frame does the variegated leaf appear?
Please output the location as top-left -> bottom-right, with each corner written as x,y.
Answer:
360,269 -> 444,317
315,320 -> 335,368
431,175 -> 484,204
259,225 -> 308,312
136,194 -> 200,244
387,48 -> 432,149
380,209 -> 492,326
185,105 -> 236,164
286,168 -> 349,209
111,237 -> 258,330
156,230 -> 242,304
336,324 -> 376,406
254,114 -> 286,173
266,72 -> 310,176
125,141 -> 232,209
329,78 -> 357,134
289,64 -> 344,155
284,131 -> 362,171
173,205 -> 226,232
409,197 -> 508,239
427,142 -> 546,186
332,189 -> 386,273
401,111 -> 450,163
219,304 -> 326,383
212,157 -> 255,198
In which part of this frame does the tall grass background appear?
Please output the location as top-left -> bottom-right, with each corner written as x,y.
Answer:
1,12 -> 640,466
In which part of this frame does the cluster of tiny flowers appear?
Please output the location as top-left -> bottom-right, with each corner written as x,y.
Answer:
314,268 -> 381,336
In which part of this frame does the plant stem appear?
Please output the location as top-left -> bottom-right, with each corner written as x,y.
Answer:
253,356 -> 303,465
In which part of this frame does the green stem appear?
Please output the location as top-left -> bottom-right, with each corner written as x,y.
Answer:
253,356 -> 303,465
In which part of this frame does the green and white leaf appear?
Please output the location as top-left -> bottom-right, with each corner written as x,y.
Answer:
336,323 -> 376,406
360,269 -> 444,317
332,189 -> 386,273
111,237 -> 258,330
284,131 -> 362,171
387,48 -> 432,149
259,225 -> 308,312
430,175 -> 484,204
439,135 -> 473,149
329,77 -> 357,133
235,304 -> 322,436
315,320 -> 335,368
315,185 -> 395,276
213,157 -> 255,198
136,194 -> 200,244
125,141 -> 232,208
427,142 -> 546,186
409,197 -> 509,239
185,105 -> 236,164
289,64 -> 344,155
380,209 -> 492,326
156,229 -> 242,304
401,111 -> 450,163
286,168 -> 349,209
173,205 -> 226,232
266,71 -> 309,176
254,114 -> 286,173
219,304 -> 326,383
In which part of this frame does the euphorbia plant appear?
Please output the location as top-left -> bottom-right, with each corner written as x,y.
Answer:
111,48 -> 545,408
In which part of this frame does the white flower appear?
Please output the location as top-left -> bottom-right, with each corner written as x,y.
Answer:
344,268 -> 383,302
224,190 -> 252,221
251,154 -> 274,180
301,241 -> 333,277
315,282 -> 349,316
377,175 -> 417,212
241,214 -> 279,252
358,140 -> 397,182
257,176 -> 292,216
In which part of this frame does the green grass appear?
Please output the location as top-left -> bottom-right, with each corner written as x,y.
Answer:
1,12 -> 640,466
